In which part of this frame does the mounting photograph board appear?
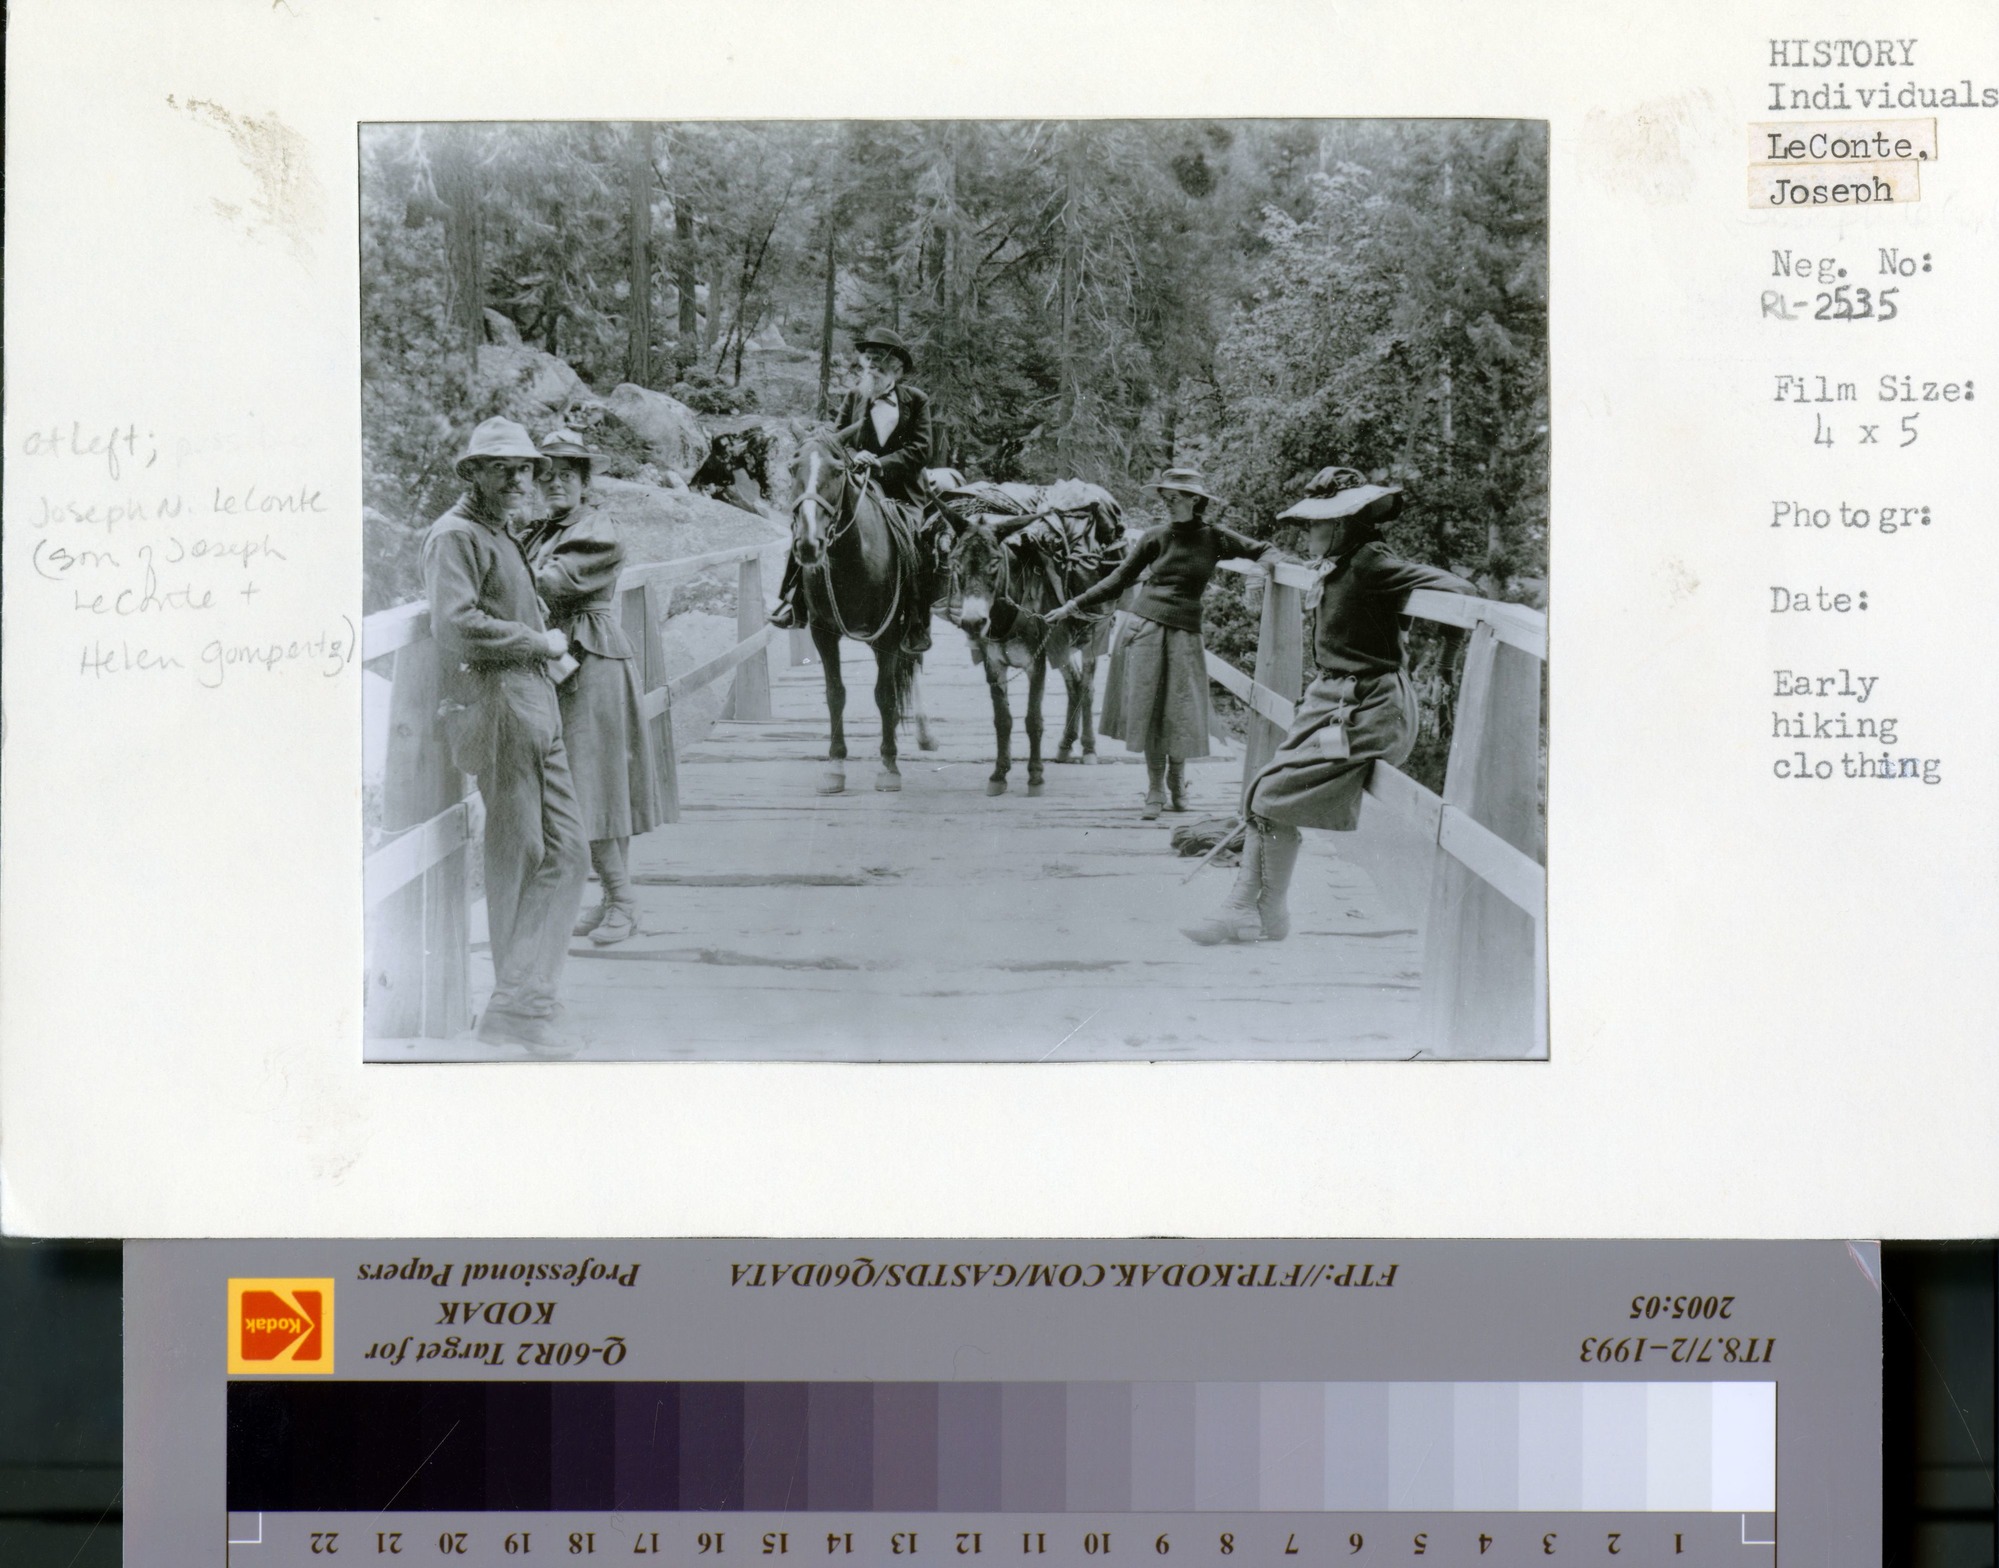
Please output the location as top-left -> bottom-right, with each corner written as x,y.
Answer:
2,0 -> 1996,1237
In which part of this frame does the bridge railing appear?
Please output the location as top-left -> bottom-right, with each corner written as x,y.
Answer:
367,541 -> 1545,1054
363,540 -> 786,1040
1207,559 -> 1547,1058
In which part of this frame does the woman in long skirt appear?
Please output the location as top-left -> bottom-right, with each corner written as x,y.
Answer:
1047,466 -> 1272,819
520,428 -> 665,947
1182,469 -> 1476,945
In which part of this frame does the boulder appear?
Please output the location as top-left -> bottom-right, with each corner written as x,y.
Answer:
482,308 -> 522,348
587,476 -> 787,567
761,419 -> 805,508
603,382 -> 710,476
474,343 -> 587,414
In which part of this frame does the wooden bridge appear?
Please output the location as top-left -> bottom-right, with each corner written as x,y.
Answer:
364,544 -> 1546,1061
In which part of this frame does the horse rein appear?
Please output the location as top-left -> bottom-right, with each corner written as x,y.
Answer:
792,447 -> 904,647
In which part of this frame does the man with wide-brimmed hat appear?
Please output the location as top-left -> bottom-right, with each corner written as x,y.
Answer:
423,415 -> 589,1055
771,326 -> 940,651
832,327 -> 931,502
516,426 -> 666,950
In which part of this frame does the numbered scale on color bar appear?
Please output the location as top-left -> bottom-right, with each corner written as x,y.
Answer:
224,1380 -> 1777,1565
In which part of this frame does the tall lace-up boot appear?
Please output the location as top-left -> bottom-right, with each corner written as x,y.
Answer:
1254,822 -> 1303,941
1166,758 -> 1189,812
1141,754 -> 1168,819
589,838 -> 639,947
1181,826 -> 1266,945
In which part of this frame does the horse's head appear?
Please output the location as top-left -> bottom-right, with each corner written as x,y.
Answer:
789,434 -> 852,566
944,513 -> 1036,635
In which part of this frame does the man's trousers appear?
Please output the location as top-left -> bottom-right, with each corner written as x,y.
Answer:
475,682 -> 588,1021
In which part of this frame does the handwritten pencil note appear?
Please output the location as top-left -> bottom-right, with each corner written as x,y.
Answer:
17,419 -> 351,689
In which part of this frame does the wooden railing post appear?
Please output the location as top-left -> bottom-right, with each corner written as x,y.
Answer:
1239,579 -> 1304,803
730,553 -> 774,721
366,636 -> 470,1040
623,580 -> 680,824
1419,621 -> 1544,1057
763,545 -> 791,691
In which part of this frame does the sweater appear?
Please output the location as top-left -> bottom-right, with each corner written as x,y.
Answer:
1068,519 -> 1270,633
1310,540 -> 1475,677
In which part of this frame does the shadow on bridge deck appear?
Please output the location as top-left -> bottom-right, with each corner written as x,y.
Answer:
372,620 -> 1428,1062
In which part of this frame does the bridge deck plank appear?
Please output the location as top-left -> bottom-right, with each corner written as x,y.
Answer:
369,619 -> 1424,1061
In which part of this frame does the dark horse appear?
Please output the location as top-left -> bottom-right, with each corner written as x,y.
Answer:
788,434 -> 936,794
944,513 -> 1120,796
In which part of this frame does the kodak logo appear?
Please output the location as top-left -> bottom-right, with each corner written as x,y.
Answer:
228,1279 -> 335,1374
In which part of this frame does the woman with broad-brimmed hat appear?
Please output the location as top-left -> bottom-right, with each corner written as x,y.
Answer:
516,427 -> 665,948
1047,465 -> 1274,819
1181,467 -> 1475,946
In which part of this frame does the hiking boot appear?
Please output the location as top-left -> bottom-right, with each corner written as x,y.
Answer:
1166,758 -> 1189,813
1141,760 -> 1167,820
590,903 -> 639,947
1182,830 -> 1267,945
573,901 -> 609,938
477,1008 -> 585,1058
1255,825 -> 1302,942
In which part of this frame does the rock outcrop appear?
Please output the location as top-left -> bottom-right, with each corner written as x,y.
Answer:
587,477 -> 787,566
474,343 -> 588,414
482,308 -> 523,348
602,382 -> 711,476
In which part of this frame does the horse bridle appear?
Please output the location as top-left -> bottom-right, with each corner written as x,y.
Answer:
792,446 -> 903,646
944,510 -> 1114,638
941,513 -> 1015,631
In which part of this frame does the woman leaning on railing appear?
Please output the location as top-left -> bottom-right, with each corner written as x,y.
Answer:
1182,467 -> 1476,947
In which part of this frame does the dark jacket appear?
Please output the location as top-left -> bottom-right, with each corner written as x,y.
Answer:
1069,518 -> 1271,634
834,382 -> 932,504
517,502 -> 637,662
1310,539 -> 1475,676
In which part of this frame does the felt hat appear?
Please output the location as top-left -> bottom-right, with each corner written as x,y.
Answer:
1148,465 -> 1222,503
454,417 -> 544,480
1302,464 -> 1368,498
537,427 -> 595,472
855,326 -> 914,369
1278,482 -> 1405,526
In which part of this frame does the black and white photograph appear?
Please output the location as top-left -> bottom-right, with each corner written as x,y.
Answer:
360,118 -> 1548,1063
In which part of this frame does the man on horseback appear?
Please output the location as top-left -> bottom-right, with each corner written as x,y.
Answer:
771,326 -> 941,652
